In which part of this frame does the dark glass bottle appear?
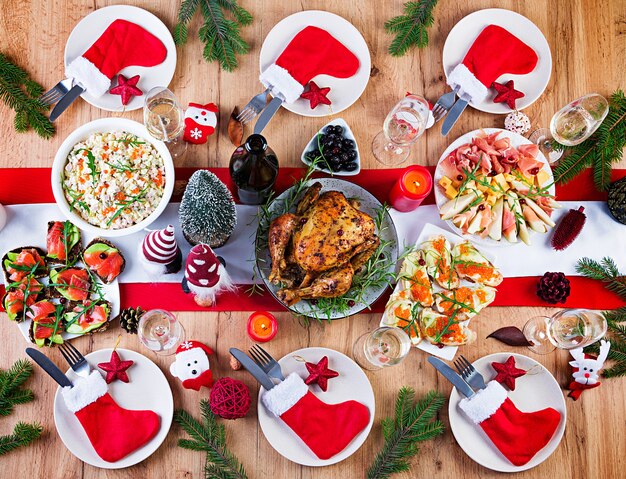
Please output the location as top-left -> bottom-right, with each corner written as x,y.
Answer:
229,134 -> 279,205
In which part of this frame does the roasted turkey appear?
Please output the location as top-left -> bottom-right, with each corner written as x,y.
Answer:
268,182 -> 380,305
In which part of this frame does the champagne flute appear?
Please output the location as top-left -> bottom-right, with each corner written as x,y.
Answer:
352,326 -> 411,370
138,309 -> 186,355
522,309 -> 607,354
372,94 -> 429,166
143,86 -> 187,159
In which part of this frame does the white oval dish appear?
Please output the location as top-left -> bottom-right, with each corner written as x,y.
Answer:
300,118 -> 361,176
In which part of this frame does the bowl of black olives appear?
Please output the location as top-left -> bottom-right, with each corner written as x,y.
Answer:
301,118 -> 360,176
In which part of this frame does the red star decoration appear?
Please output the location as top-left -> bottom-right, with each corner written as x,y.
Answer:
300,81 -> 331,109
98,350 -> 134,384
109,74 -> 143,106
491,356 -> 526,390
492,80 -> 525,109
304,356 -> 339,392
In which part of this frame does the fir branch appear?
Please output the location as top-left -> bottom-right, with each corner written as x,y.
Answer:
586,310 -> 626,378
0,422 -> 42,456
576,256 -> 626,301
367,388 -> 445,479
385,1 -> 439,57
173,0 -> 252,72
0,359 -> 35,416
553,90 -> 626,190
175,400 -> 248,479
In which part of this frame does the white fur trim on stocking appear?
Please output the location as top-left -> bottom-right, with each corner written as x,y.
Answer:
66,56 -> 111,98
259,64 -> 304,104
61,370 -> 108,413
447,63 -> 490,103
262,372 -> 308,417
458,380 -> 507,424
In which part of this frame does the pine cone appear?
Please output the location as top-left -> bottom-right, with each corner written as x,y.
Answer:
536,272 -> 571,304
119,307 -> 144,334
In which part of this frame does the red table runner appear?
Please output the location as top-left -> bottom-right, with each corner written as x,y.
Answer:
1,167 -> 625,313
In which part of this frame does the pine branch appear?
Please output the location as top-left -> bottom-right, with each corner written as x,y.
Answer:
175,400 -> 248,479
0,359 -> 35,416
0,422 -> 42,456
385,1 -> 439,57
553,90 -> 626,190
367,389 -> 445,479
576,257 -> 626,301
173,0 -> 252,71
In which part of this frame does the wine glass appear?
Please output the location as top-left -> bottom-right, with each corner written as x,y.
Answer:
143,86 -> 187,159
372,94 -> 430,166
352,326 -> 411,370
138,309 -> 185,355
522,308 -> 607,354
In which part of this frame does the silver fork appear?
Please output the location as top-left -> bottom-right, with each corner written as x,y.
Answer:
237,87 -> 270,124
432,88 -> 458,123
249,344 -> 284,381
58,342 -> 90,378
454,355 -> 486,391
38,79 -> 72,106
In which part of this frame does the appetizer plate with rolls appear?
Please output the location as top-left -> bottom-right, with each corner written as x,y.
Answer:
434,128 -> 559,247
381,223 -> 502,360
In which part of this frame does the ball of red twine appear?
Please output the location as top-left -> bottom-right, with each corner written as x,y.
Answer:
209,377 -> 251,419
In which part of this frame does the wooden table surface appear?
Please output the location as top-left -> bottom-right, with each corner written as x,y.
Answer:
1,1 -> 625,478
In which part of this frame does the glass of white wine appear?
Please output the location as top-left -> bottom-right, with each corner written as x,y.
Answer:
550,93 -> 609,146
143,86 -> 187,160
352,326 -> 411,370
522,309 -> 607,354
372,94 -> 430,166
138,309 -> 185,355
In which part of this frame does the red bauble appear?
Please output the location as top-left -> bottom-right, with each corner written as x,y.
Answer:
300,81 -> 331,109
109,74 -> 143,106
492,80 -> 524,109
209,377 -> 251,419
491,356 -> 526,390
304,356 -> 339,392
98,350 -> 134,384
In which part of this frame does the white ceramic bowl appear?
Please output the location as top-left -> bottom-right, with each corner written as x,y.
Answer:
300,118 -> 361,176
51,118 -> 174,237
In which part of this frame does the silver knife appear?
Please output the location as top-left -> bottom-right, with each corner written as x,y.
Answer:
49,84 -> 85,122
25,348 -> 73,388
441,93 -> 471,136
253,96 -> 283,135
229,348 -> 275,390
428,356 -> 474,398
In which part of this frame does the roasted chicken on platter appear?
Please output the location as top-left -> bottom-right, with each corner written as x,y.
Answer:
268,182 -> 380,306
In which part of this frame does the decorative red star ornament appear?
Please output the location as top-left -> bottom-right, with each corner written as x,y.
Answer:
109,74 -> 143,106
491,355 -> 526,390
304,356 -> 339,392
98,350 -> 134,384
300,81 -> 331,109
492,80 -> 525,109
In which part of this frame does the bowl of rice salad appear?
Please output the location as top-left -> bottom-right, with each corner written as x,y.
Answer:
51,118 -> 174,237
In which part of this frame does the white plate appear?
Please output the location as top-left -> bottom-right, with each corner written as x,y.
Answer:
300,118 -> 361,176
448,352 -> 566,472
259,11 -> 371,117
51,118 -> 175,237
443,9 -> 552,113
433,128 -> 555,247
257,347 -> 375,466
380,223 -> 499,361
53,348 -> 173,469
64,5 -> 176,112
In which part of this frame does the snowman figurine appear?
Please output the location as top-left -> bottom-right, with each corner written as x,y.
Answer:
170,340 -> 215,391
183,102 -> 218,144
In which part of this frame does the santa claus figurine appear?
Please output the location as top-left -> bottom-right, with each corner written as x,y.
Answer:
170,340 -> 215,391
183,244 -> 235,307
183,102 -> 218,144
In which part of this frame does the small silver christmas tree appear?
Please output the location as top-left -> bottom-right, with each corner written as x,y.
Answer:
179,170 -> 237,247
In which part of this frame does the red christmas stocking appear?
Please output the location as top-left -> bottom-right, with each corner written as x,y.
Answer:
459,381 -> 561,466
262,373 -> 369,460
260,26 -> 360,103
447,24 -> 538,103
66,19 -> 167,98
61,371 -> 160,462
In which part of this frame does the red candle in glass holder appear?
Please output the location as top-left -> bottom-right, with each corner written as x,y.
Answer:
389,165 -> 433,212
246,311 -> 278,342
